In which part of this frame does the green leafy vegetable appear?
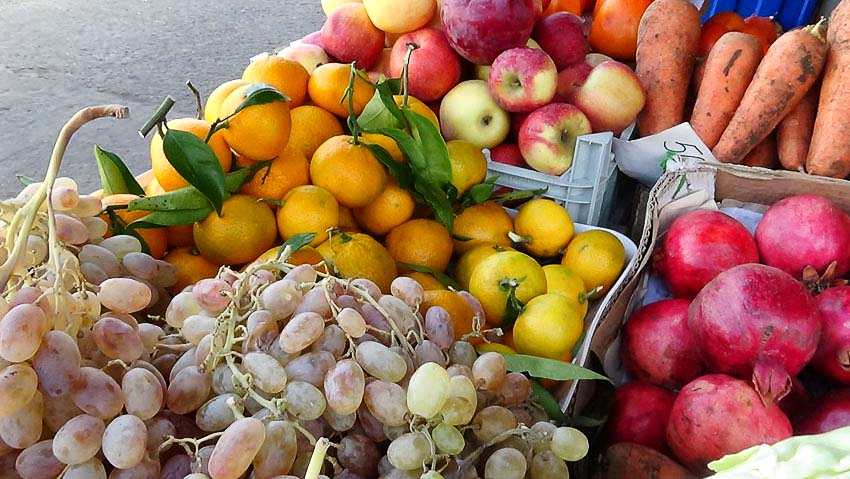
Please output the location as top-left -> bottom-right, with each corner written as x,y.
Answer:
94,145 -> 145,196
500,353 -> 611,382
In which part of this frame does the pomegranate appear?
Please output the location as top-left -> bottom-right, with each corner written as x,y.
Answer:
794,390 -> 850,435
755,194 -> 850,278
688,264 -> 821,405
621,299 -> 703,389
440,0 -> 537,65
605,382 -> 676,453
666,374 -> 792,472
654,209 -> 759,298
812,286 -> 850,384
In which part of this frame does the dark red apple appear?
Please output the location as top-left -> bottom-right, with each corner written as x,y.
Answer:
555,62 -> 592,103
441,0 -> 537,65
532,12 -> 587,70
389,28 -> 462,102
489,143 -> 527,168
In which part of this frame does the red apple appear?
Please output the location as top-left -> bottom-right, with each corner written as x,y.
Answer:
574,60 -> 645,135
518,103 -> 592,175
321,3 -> 385,70
441,0 -> 537,65
532,12 -> 587,70
490,143 -> 527,168
554,62 -> 592,103
373,48 -> 393,77
278,44 -> 330,74
389,28 -> 462,102
300,31 -> 325,48
488,47 -> 558,113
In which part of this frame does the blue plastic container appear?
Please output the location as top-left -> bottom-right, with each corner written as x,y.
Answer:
700,0 -> 819,31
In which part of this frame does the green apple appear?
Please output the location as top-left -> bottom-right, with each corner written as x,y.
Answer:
439,80 -> 510,149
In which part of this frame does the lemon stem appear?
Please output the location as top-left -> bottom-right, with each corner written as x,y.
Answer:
507,231 -> 531,245
186,81 -> 203,120
139,96 -> 174,138
343,62 -> 362,145
401,42 -> 419,109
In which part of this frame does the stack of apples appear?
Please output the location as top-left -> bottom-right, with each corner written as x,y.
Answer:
282,0 -> 646,178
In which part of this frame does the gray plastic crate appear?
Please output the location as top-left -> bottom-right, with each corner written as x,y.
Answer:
485,124 -> 634,226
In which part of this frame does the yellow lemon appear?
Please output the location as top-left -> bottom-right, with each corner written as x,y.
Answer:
468,250 -> 547,326
513,293 -> 584,360
543,264 -> 589,320
512,198 -> 575,258
561,230 -> 626,295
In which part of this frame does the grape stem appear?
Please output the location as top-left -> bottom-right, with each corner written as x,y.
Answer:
305,437 -> 331,479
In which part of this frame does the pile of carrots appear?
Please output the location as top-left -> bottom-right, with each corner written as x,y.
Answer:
635,0 -> 850,179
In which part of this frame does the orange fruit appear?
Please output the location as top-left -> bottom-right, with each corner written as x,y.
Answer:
741,16 -> 781,54
163,247 -> 221,294
446,140 -> 487,196
276,185 -> 340,247
254,244 -> 328,273
394,95 -> 439,129
144,178 -> 166,197
561,230 -> 626,295
193,195 -> 278,265
452,202 -> 514,255
100,194 -> 168,259
338,207 -> 361,233
166,224 -> 195,248
353,180 -> 415,235
219,83 -> 292,161
512,293 -> 584,360
287,106 -> 344,159
361,133 -> 404,163
588,0 -> 653,61
311,135 -> 388,208
317,231 -> 397,293
420,290 -> 477,342
205,79 -> 249,123
454,243 -> 514,291
242,55 -> 310,107
476,342 -> 516,355
150,118 -> 233,192
403,271 -> 447,291
469,250 -> 547,326
308,63 -> 375,118
239,146 -> 310,201
512,198 -> 575,258
385,219 -> 453,272
543,0 -> 582,16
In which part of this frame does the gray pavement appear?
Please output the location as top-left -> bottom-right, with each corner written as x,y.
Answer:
0,0 -> 324,197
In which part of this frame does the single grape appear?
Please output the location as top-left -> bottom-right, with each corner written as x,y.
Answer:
152,260 -> 179,288
550,427 -> 589,462
355,341 -> 407,383
168,347 -> 197,382
473,352 -> 507,392
324,407 -> 357,432
55,213 -> 89,245
378,295 -> 419,335
144,416 -> 176,453
83,216 -> 109,241
390,277 -> 425,308
295,418 -> 324,453
457,291 -> 485,324
207,417 -> 266,479
122,252 -> 158,280
446,364 -> 474,380
334,294 -> 360,311
310,324 -> 347,358
197,444 -> 215,475
293,285 -> 333,319
98,310 -> 139,329
484,448 -> 527,479
324,359 -> 366,416
50,185 -> 80,210
407,362 -> 450,419
101,414 -> 147,469
414,340 -> 447,368
498,372 -> 532,407
283,263 -> 318,285
98,277 -> 152,314
165,365 -> 211,414
137,323 -> 164,354
164,291 -> 202,328
181,314 -> 218,345
448,341 -> 477,369
260,279 -> 302,321
192,278 -> 234,315
243,351 -> 288,394
81,262 -> 109,285
0,303 -> 48,362
386,432 -> 431,471
247,268 -> 276,290
424,306 -> 455,350
108,453 -> 161,478
529,450 -> 569,479
378,455 -> 394,476
420,471 -> 445,479
394,346 -> 416,385
267,335 -> 301,366
33,330 -> 81,397
493,435 -> 534,464
92,317 -> 145,362
64,457 -> 107,479
530,421 -> 557,454
337,307 -> 367,338
159,454 -> 191,479
15,440 -> 65,479
122,368 -> 163,420
42,392 -> 83,435
72,194 -> 103,217
52,414 -> 105,464
99,235 -> 142,261
212,364 -> 246,396
360,303 -> 392,341
252,420 -> 297,478
243,309 -> 279,353
338,433 -> 380,477
432,422 -> 465,455
152,353 -> 178,383
357,404 -> 387,443
284,381 -> 327,420
383,424 -> 407,441
196,393 -> 242,432
70,366 -> 124,420
508,405 -> 533,430
473,406 -> 517,442
284,351 -> 335,388
279,311 -> 325,353
349,278 -> 382,301
363,380 -> 409,427
79,244 -> 122,277
0,389 -> 43,448
440,375 -> 477,426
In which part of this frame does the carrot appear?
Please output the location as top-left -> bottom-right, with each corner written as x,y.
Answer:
712,21 -> 827,163
635,0 -> 701,136
690,32 -> 764,149
807,1 -> 850,177
604,443 -> 697,479
742,132 -> 778,169
777,84 -> 818,171
691,58 -> 706,100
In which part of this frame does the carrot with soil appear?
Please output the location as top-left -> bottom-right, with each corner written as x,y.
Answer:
635,0 -> 701,136
712,21 -> 827,164
742,132 -> 778,169
807,2 -> 850,177
690,32 -> 764,149
777,84 -> 818,171
603,443 -> 697,479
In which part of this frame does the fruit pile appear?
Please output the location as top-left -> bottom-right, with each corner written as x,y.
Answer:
603,193 -> 850,475
634,0 -> 850,177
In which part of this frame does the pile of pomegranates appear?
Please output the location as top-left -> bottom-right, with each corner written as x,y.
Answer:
606,194 -> 850,473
